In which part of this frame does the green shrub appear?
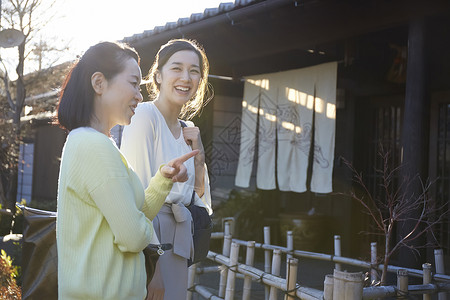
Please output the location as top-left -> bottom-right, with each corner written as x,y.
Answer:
0,249 -> 21,299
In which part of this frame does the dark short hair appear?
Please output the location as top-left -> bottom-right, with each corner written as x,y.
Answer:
146,39 -> 212,120
56,41 -> 140,131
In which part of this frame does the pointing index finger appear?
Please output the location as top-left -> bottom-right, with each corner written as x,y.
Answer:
174,149 -> 200,164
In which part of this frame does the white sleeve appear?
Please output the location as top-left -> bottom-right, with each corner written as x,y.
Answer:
120,103 -> 157,188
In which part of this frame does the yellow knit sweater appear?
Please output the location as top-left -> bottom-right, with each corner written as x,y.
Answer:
57,127 -> 172,300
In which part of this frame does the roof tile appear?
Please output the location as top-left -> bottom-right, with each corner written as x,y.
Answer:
122,0 -> 258,43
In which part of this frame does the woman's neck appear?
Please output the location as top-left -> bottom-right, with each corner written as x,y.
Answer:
89,116 -> 110,136
154,97 -> 182,127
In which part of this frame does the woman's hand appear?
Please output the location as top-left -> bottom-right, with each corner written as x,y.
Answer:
146,261 -> 164,300
183,127 -> 204,154
160,150 -> 199,182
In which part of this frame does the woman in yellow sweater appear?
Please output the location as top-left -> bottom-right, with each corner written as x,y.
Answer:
56,41 -> 198,300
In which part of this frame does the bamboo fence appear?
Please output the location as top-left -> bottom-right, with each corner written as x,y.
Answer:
186,220 -> 450,300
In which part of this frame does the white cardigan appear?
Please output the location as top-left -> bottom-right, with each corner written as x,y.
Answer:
120,101 -> 212,215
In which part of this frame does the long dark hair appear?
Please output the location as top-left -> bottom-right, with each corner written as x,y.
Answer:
146,39 -> 213,120
56,41 -> 140,131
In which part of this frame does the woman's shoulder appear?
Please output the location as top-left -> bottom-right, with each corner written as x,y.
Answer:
68,127 -> 110,143
66,127 -> 116,155
64,128 -> 124,171
136,101 -> 157,116
130,101 -> 161,126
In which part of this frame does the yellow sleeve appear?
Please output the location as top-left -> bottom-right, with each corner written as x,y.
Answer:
141,165 -> 173,220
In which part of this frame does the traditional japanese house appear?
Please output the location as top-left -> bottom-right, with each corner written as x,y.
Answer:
120,0 -> 450,268
11,0 -> 450,269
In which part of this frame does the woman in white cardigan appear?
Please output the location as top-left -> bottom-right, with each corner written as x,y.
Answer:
120,39 -> 213,300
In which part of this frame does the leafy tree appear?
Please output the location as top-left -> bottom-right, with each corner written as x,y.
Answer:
0,0 -> 60,213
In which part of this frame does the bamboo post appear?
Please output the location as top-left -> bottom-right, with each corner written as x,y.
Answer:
334,235 -> 342,271
187,263 -> 197,300
242,241 -> 255,300
225,242 -> 240,300
333,269 -> 364,300
194,285 -> 223,300
264,226 -> 271,300
224,219 -> 232,236
323,274 -> 334,300
397,269 -> 408,299
285,257 -> 298,300
287,230 -> 294,260
434,249 -> 447,300
371,242 -> 377,284
219,235 -> 233,297
423,263 -> 432,300
269,249 -> 282,299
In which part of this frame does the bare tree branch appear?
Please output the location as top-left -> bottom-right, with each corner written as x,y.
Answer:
343,146 -> 449,286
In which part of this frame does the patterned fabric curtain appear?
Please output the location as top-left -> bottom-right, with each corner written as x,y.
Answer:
235,62 -> 337,193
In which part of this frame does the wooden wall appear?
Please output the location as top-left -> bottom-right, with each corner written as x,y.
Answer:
32,124 -> 66,206
206,78 -> 247,201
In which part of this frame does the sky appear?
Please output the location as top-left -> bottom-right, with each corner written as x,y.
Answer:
0,0 -> 226,76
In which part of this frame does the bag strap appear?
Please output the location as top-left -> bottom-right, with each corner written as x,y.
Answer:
180,120 -> 196,206
189,191 -> 196,206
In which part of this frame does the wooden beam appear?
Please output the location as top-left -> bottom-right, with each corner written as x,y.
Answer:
218,0 -> 450,64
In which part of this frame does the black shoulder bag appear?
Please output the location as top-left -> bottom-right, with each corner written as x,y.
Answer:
180,120 -> 213,265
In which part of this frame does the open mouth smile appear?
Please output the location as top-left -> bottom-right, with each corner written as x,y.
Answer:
175,86 -> 190,92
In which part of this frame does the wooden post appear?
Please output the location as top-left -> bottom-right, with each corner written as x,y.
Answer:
219,235 -> 232,297
187,263 -> 197,300
371,242 -> 377,284
333,269 -> 364,300
285,258 -> 298,300
323,274 -> 334,300
422,263 -> 432,300
225,242 -> 240,300
397,269 -> 409,299
287,230 -> 294,260
434,249 -> 447,300
399,17 -> 429,268
334,235 -> 342,271
269,249 -> 282,299
242,241 -> 255,300
264,226 -> 271,300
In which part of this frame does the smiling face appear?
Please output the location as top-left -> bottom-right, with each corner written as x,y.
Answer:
156,50 -> 201,108
96,58 -> 143,129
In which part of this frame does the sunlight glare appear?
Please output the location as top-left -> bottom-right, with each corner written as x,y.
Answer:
247,78 -> 270,90
326,103 -> 336,119
265,113 -> 277,122
27,0 -> 226,68
307,95 -> 314,110
315,97 -> 324,114
282,121 -> 295,131
247,104 -> 259,114
286,87 -> 308,107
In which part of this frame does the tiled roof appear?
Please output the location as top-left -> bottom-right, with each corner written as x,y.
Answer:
122,0 -> 259,43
